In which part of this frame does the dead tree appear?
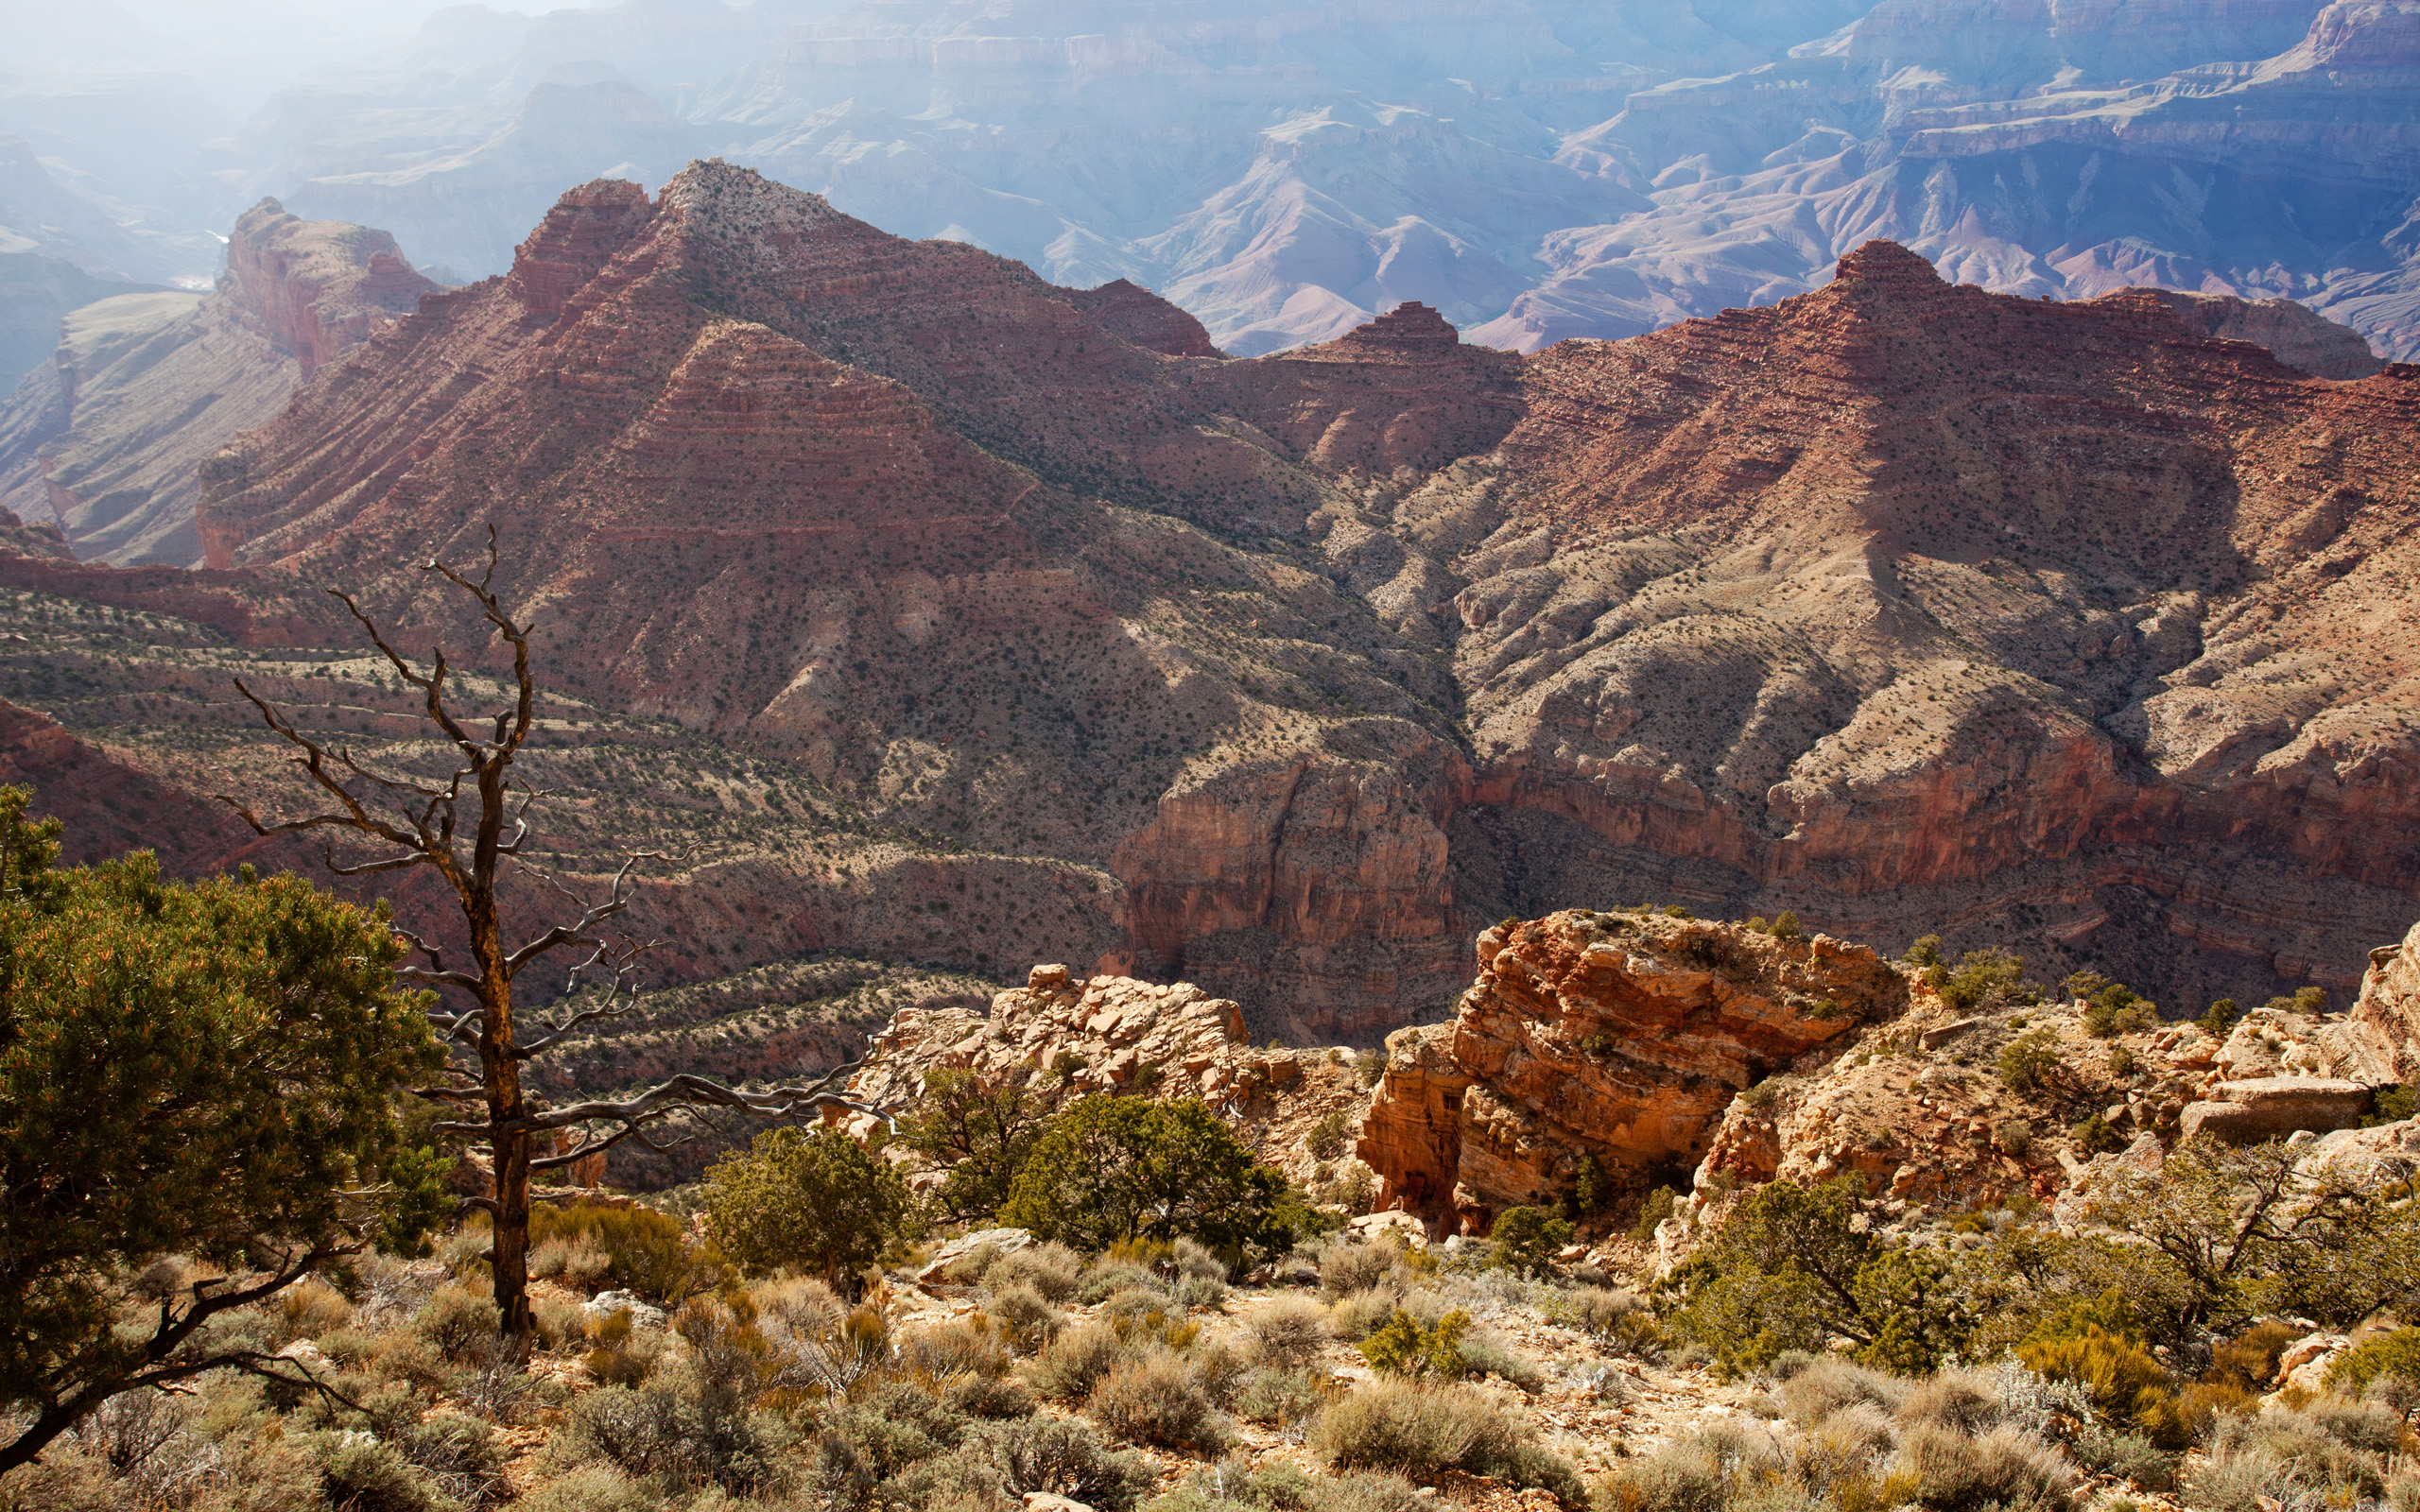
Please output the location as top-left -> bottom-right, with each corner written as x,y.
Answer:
222,529 -> 885,1347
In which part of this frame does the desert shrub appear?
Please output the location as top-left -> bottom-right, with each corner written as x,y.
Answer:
1088,1351 -> 1231,1451
1079,1259 -> 1166,1305
273,1279 -> 354,1345
1779,1360 -> 1906,1428
1310,1379 -> 1581,1498
1101,1287 -> 1201,1350
1457,1328 -> 1545,1391
527,1203 -> 724,1306
813,1379 -> 971,1504
1237,1366 -> 1324,1426
2070,1113 -> 2124,1156
1898,1370 -> 2005,1437
897,1317 -> 1016,1387
1900,1422 -> 2076,1512
517,1463 -> 652,1512
2196,1407 -> 2393,1509
1250,1297 -> 1330,1367
964,1415 -> 1154,1512
1178,1275 -> 1230,1309
1147,1456 -> 1425,1512
1028,1323 -> 1135,1401
1596,1419 -> 1800,1512
1489,1206 -> 1574,1276
415,1284 -> 499,1364
580,1308 -> 664,1387
2299,1397 -> 2406,1457
989,1280 -> 1061,1352
527,1233 -> 612,1289
1999,1031 -> 2061,1093
984,1241 -> 1082,1302
2016,1324 -> 2186,1448
1318,1239 -> 1396,1298
1632,1186 -> 1681,1245
1172,1237 -> 1228,1281
1190,1338 -> 1254,1407
1306,1111 -> 1353,1162
1330,1288 -> 1399,1343
2073,1428 -> 2175,1490
1360,1308 -> 1469,1377
314,1432 -> 452,1512
2327,1327 -> 2420,1398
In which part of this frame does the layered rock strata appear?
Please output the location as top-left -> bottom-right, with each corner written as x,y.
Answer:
0,200 -> 435,564
22,169 -> 2420,1038
1358,911 -> 1894,1233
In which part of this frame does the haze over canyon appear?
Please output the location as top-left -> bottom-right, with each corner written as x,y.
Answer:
0,0 -> 2412,1060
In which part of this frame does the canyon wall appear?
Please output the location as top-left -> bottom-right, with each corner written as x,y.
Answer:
0,199 -> 436,565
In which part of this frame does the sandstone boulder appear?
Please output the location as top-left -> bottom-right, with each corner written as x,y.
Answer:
2179,1077 -> 2374,1143
1357,911 -> 1895,1233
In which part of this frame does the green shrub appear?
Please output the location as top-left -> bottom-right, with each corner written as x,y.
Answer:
1001,1097 -> 1295,1256
2016,1324 -> 2185,1449
701,1126 -> 918,1289
2325,1327 -> 2420,1396
1999,1031 -> 2061,1094
1931,949 -> 2031,1013
1772,911 -> 1803,940
2366,1084 -> 2417,1127
2198,999 -> 2239,1039
1306,1111 -> 1353,1161
1489,1206 -> 1573,1276
529,1202 -> 726,1305
415,1284 -> 499,1364
1632,1186 -> 1680,1245
2070,1113 -> 2124,1156
1359,1308 -> 1469,1377
973,1415 -> 1154,1512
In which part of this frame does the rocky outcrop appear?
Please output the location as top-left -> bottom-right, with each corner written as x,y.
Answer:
0,201 -> 435,565
2352,919 -> 2420,1080
1065,279 -> 1219,358
2146,290 -> 2388,380
843,962 -> 1375,1184
2179,1077 -> 2375,1143
1359,912 -> 1893,1233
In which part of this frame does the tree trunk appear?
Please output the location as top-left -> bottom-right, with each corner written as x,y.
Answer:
0,1399 -> 89,1475
492,1124 -> 534,1345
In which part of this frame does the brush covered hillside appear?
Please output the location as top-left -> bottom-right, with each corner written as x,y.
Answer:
11,159 -> 2375,1048
6,885 -> 2416,1512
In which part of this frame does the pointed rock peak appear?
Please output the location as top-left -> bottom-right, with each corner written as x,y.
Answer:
1340,301 -> 1461,350
1832,240 -> 1945,291
242,197 -> 288,223
508,177 -> 656,318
